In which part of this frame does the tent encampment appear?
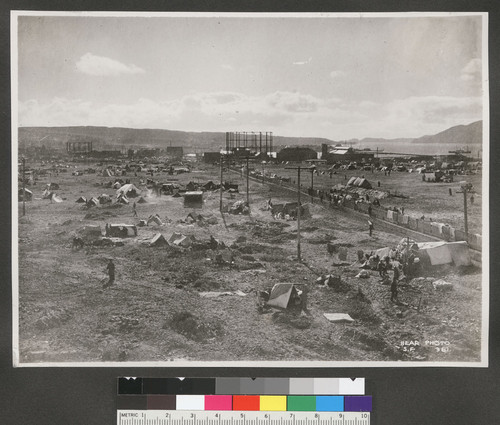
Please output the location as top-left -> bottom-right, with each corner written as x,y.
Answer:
373,240 -> 471,267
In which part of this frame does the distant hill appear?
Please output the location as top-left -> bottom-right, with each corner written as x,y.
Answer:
18,126 -> 334,152
342,121 -> 482,147
412,120 -> 482,145
18,120 -> 482,154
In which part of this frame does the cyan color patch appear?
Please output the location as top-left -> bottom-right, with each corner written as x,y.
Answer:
316,396 -> 344,412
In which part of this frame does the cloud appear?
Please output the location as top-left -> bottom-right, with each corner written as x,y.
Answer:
460,58 -> 481,82
76,53 -> 145,76
293,57 -> 312,65
18,92 -> 483,140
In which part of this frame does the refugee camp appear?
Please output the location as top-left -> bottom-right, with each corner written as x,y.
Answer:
13,13 -> 487,365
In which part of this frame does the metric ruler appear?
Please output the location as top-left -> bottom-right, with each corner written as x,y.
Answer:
117,411 -> 370,425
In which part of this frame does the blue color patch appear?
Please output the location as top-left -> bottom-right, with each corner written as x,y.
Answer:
316,396 -> 344,411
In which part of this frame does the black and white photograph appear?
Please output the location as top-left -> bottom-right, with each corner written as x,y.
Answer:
12,11 -> 489,367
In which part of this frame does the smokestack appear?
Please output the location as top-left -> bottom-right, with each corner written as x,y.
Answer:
322,143 -> 328,159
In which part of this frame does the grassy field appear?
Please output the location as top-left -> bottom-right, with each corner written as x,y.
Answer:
16,161 -> 483,364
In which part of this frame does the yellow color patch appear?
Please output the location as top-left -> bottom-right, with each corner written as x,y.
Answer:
259,396 -> 287,411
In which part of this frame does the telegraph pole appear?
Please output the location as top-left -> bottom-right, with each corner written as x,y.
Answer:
286,165 -> 302,261
22,156 -> 26,216
457,182 -> 473,241
246,156 -> 250,205
219,155 -> 224,212
239,156 -> 256,206
308,165 -> 316,200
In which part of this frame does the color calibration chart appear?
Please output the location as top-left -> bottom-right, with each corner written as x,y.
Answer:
117,378 -> 372,425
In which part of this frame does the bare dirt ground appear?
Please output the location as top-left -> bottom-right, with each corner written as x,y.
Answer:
16,163 -> 482,364
259,164 -> 483,234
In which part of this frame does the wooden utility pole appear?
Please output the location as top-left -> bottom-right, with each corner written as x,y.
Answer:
286,165 -> 302,261
246,156 -> 250,205
309,166 -> 315,190
239,156 -> 255,206
22,156 -> 26,216
219,155 -> 224,212
457,182 -> 474,241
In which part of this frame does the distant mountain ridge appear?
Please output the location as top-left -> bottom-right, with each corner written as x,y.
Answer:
347,121 -> 482,147
18,126 -> 334,151
18,121 -> 482,152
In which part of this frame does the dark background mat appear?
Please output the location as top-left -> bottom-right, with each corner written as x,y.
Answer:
1,1 -> 498,424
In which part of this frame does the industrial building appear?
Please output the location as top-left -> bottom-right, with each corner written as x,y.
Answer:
277,147 -> 318,162
321,144 -> 375,163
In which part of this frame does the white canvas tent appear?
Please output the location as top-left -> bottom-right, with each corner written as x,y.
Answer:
150,233 -> 168,247
266,283 -> 302,309
116,184 -> 140,198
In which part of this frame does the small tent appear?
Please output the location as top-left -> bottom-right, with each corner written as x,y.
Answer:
51,193 -> 63,203
137,196 -> 147,204
18,188 -> 33,202
80,225 -> 102,239
266,283 -> 302,309
357,178 -> 372,189
147,214 -> 163,226
106,224 -> 138,237
417,241 -> 471,266
87,197 -> 99,207
150,233 -> 168,247
203,181 -> 218,191
168,232 -> 195,247
347,176 -> 357,186
353,177 -> 363,186
99,194 -> 112,204
184,191 -> 203,209
76,196 -> 87,203
116,194 -> 129,204
116,183 -> 140,198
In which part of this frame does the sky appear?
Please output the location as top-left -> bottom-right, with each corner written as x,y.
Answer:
15,13 -> 486,140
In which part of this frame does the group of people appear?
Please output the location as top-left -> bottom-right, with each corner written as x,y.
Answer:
360,244 -> 421,303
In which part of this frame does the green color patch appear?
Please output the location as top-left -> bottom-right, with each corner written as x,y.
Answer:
287,396 -> 316,411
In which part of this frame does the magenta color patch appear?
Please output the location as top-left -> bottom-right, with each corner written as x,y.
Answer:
205,395 -> 232,410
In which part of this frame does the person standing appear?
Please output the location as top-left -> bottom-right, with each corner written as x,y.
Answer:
104,259 -> 115,288
133,201 -> 138,217
368,220 -> 374,237
391,263 -> 400,302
